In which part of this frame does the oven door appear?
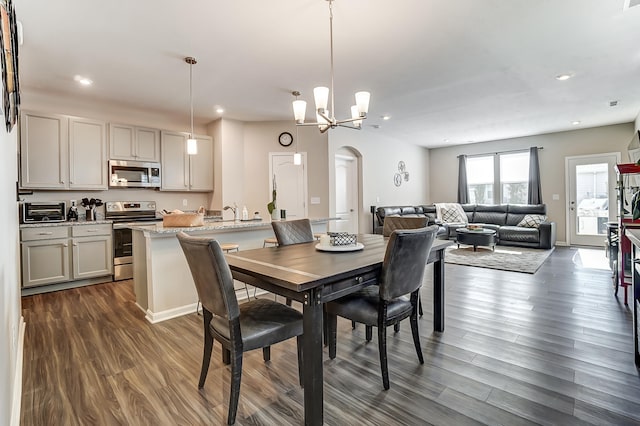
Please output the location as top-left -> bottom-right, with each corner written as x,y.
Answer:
112,226 -> 133,280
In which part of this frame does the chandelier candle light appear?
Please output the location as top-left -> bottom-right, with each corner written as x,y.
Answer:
185,56 -> 198,155
292,0 -> 370,133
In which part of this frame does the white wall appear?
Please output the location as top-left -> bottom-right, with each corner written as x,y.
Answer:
429,123 -> 634,244
1,119 -> 23,425
328,128 -> 431,233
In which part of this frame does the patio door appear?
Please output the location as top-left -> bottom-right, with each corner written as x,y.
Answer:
566,153 -> 619,246
269,153 -> 308,219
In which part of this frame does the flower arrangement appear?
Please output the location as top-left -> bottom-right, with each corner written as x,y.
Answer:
267,175 -> 277,215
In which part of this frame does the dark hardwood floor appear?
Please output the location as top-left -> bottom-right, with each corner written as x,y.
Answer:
21,247 -> 640,425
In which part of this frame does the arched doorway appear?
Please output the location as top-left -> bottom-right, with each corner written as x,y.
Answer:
333,147 -> 360,233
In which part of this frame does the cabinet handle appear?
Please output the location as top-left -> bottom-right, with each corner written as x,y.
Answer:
38,232 -> 54,235
63,243 -> 68,247
86,229 -> 99,232
73,242 -> 78,246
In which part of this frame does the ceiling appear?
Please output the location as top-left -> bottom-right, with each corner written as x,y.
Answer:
14,0 -> 640,148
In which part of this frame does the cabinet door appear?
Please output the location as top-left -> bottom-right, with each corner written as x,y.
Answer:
20,112 -> 68,189
109,123 -> 135,160
189,135 -> 214,191
21,238 -> 70,287
72,235 -> 113,279
69,117 -> 108,189
135,127 -> 160,162
161,131 -> 189,190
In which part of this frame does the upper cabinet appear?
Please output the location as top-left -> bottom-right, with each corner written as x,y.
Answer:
20,112 -> 108,190
109,124 -> 160,162
160,131 -> 213,192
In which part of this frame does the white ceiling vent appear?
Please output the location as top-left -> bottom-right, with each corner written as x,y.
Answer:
624,0 -> 640,10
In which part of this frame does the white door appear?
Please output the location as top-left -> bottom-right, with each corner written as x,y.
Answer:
269,153 -> 307,219
334,151 -> 359,233
566,153 -> 619,246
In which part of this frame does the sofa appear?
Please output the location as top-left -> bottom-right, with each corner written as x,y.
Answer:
372,203 -> 556,249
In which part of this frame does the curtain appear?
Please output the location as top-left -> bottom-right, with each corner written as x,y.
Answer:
528,147 -> 542,204
457,155 -> 469,204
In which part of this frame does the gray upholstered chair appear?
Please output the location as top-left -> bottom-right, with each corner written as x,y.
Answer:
325,225 -> 438,390
382,215 -> 429,237
177,232 -> 304,425
271,218 -> 314,245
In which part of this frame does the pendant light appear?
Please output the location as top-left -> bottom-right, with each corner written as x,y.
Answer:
292,0 -> 370,133
185,56 -> 198,155
293,91 -> 302,166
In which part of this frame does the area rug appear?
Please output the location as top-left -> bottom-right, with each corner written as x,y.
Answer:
444,245 -> 555,274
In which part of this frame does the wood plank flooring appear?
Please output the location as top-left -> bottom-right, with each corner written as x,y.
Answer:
20,246 -> 640,425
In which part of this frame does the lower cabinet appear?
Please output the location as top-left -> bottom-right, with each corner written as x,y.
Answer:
21,224 -> 113,288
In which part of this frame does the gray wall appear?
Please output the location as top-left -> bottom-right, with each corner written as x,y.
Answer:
429,123 -> 634,244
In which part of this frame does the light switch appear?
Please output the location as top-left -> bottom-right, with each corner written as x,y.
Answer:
552,194 -> 559,200
310,197 -> 320,205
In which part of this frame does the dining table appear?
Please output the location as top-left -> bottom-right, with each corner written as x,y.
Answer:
225,233 -> 452,426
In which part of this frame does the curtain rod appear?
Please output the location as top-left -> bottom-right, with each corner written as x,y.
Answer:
457,146 -> 543,158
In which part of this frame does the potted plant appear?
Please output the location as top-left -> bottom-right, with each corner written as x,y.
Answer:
267,175 -> 278,220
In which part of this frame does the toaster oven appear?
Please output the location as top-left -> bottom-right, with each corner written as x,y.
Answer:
22,201 -> 66,223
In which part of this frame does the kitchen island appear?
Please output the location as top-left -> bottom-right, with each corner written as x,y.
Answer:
130,218 -> 334,323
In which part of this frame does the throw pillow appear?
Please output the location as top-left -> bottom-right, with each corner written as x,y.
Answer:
517,214 -> 547,228
441,206 -> 466,223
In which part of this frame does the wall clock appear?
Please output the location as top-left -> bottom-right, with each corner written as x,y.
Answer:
278,132 -> 293,147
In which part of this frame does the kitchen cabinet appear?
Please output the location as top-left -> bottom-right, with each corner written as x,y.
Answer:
109,123 -> 160,162
160,131 -> 213,192
20,224 -> 113,288
20,111 -> 108,190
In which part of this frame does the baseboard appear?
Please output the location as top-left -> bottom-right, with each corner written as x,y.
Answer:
11,316 -> 25,426
555,241 -> 568,246
145,303 -> 199,324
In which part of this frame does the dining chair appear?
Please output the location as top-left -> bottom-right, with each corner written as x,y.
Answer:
325,225 -> 438,390
271,218 -> 315,245
271,219 -> 315,306
382,215 -> 430,321
177,232 -> 304,425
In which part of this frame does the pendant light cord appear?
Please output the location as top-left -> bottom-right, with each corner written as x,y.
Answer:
189,61 -> 194,137
329,0 -> 335,123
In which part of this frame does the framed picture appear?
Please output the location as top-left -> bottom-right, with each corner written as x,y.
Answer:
0,0 -> 19,132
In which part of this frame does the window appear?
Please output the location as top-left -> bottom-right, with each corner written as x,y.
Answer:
466,151 -> 530,204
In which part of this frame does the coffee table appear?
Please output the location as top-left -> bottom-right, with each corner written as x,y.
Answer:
455,228 -> 497,251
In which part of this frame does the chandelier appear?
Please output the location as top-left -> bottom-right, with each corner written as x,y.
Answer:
292,0 -> 370,133
185,56 -> 198,155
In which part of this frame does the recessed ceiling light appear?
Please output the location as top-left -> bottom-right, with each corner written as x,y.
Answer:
216,107 -> 224,114
443,138 -> 449,143
381,115 -> 391,121
73,75 -> 93,86
555,73 -> 573,81
572,120 -> 581,125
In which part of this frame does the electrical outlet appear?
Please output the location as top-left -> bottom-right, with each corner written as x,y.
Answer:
70,199 -> 76,207
182,199 -> 188,207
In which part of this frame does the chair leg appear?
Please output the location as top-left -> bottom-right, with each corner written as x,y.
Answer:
351,320 -> 356,329
222,348 -> 231,365
243,284 -> 251,301
378,325 -> 390,390
365,325 -> 373,342
419,296 -> 423,317
198,311 -> 214,388
228,350 -> 243,425
393,322 -> 400,333
263,346 -> 271,362
296,335 -> 304,387
323,309 -> 328,347
410,311 -> 424,364
285,298 -> 292,306
328,313 -> 338,359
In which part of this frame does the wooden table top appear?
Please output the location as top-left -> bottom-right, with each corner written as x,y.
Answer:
225,234 -> 451,293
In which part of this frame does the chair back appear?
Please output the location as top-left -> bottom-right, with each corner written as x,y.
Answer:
379,225 -> 438,301
177,232 -> 239,321
382,216 -> 429,237
272,218 -> 314,246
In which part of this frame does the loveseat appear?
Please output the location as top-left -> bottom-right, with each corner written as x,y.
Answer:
372,203 -> 556,249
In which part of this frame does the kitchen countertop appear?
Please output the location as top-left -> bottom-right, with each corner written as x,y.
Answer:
20,219 -> 112,228
128,217 -> 336,235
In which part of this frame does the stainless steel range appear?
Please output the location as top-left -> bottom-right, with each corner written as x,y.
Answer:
105,201 -> 161,281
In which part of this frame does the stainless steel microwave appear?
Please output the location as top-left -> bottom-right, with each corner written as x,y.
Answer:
109,160 -> 161,188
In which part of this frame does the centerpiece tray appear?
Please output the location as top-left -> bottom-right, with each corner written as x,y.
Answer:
315,242 -> 364,252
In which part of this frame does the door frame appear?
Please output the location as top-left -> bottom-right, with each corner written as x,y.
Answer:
564,152 -> 620,246
333,151 -> 359,233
